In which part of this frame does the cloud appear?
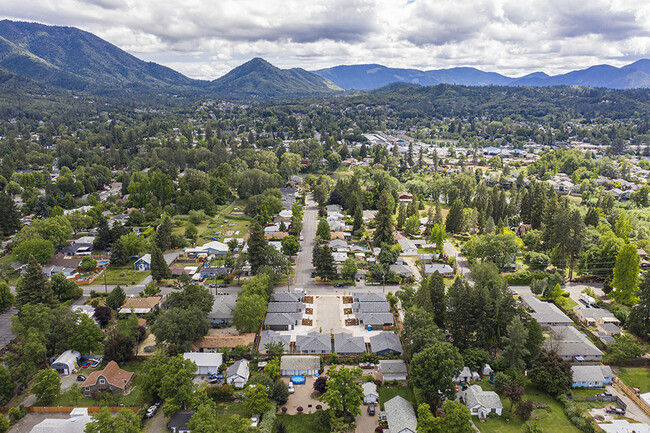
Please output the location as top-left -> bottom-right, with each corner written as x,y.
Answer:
0,0 -> 648,78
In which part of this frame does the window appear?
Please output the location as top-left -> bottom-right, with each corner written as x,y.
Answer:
84,387 -> 90,391
99,379 -> 106,385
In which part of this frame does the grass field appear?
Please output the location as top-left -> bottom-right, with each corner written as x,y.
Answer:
275,413 -> 322,433
103,265 -> 149,285
377,384 -> 417,410
0,252 -> 22,285
616,367 -> 650,393
215,401 -> 248,418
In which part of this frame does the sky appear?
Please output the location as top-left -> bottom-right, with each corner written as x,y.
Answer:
1,0 -> 649,80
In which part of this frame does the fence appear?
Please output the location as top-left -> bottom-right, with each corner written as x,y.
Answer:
0,406 -> 140,413
613,377 -> 650,417
572,395 -> 626,410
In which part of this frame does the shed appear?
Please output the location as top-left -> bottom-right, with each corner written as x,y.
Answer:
51,350 -> 81,375
362,382 -> 379,404
226,359 -> 250,388
379,360 -> 408,381
183,352 -> 223,375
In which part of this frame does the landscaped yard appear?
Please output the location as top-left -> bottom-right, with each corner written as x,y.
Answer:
616,367 -> 650,393
103,265 -> 149,285
377,384 -> 417,410
275,413 -> 321,433
214,401 -> 248,419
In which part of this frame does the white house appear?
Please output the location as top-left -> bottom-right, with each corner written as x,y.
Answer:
31,407 -> 92,433
226,359 -> 250,388
183,352 -> 223,375
362,382 -> 379,405
50,350 -> 81,375
461,384 -> 503,419
134,254 -> 151,271
384,396 -> 417,433
397,238 -> 418,256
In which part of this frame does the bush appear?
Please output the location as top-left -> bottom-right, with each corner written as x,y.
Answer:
506,270 -> 563,286
281,406 -> 287,413
206,384 -> 234,402
7,406 -> 26,424
296,406 -> 303,413
258,403 -> 277,433
525,252 -> 551,270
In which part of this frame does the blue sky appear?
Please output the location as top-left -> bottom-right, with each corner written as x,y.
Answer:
1,0 -> 649,79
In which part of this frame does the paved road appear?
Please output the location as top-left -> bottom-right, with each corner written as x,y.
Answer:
293,194 -> 318,290
0,306 -> 17,350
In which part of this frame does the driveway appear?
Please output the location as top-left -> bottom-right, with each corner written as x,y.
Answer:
313,295 -> 344,334
444,240 -> 470,279
8,413 -> 69,433
606,384 -> 650,425
355,407 -> 379,433
294,194 -> 318,290
143,406 -> 168,433
281,375 -> 327,414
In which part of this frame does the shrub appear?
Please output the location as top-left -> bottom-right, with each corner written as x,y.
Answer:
7,406 -> 26,424
258,403 -> 277,433
281,407 -> 287,414
296,406 -> 303,413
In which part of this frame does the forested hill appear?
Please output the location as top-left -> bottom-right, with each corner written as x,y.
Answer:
336,84 -> 650,120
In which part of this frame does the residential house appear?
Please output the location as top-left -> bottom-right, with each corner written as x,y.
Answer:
419,254 -> 434,264
48,254 -> 82,270
352,301 -> 391,314
383,396 -> 417,433
295,332 -> 332,354
183,352 -> 223,375
333,252 -> 348,264
573,307 -> 620,327
423,264 -> 454,278
30,407 -> 92,433
50,350 -> 81,375
353,292 -> 386,303
333,333 -> 366,356
134,254 -> 151,271
168,411 -> 194,433
362,382 -> 379,405
378,360 -> 408,381
60,238 -> 94,256
461,384 -> 503,419
258,330 -> 292,353
280,355 -> 320,376
545,326 -> 604,363
329,239 -> 349,252
264,312 -> 302,331
398,192 -> 413,202
271,292 -> 303,303
398,238 -> 418,256
454,367 -> 473,383
192,334 -> 256,353
207,295 -> 237,325
522,297 -> 573,329
390,264 -> 413,277
597,323 -> 622,336
82,361 -> 134,395
42,265 -> 78,280
357,312 -> 394,329
598,420 -> 650,433
370,331 -> 403,356
571,365 -> 614,388
226,359 -> 250,388
267,301 -> 305,314
118,296 -> 164,315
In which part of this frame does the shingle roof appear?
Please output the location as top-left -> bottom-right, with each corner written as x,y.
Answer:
369,331 -> 403,354
82,360 -> 133,390
464,385 -> 503,411
384,396 -> 417,433
264,312 -> 302,326
362,382 -> 378,397
267,301 -> 304,313
183,352 -> 223,368
227,359 -> 250,380
357,312 -> 395,326
546,326 -> 604,358
295,332 -> 331,353
524,297 -> 572,325
379,360 -> 407,374
353,301 -> 391,313
207,295 -> 237,320
353,292 -> 386,302
280,355 -> 320,371
333,333 -> 366,354
571,365 -> 613,383
574,307 -> 617,322
258,330 -> 291,351
271,293 -> 301,302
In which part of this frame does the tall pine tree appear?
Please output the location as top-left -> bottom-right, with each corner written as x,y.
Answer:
373,189 -> 395,246
0,191 -> 20,238
150,245 -> 171,281
15,256 -> 57,309
247,222 -> 267,275
155,214 -> 172,251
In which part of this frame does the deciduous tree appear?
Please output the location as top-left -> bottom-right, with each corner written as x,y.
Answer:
32,368 -> 60,404
409,342 -> 463,410
319,366 -> 364,418
611,243 -> 640,305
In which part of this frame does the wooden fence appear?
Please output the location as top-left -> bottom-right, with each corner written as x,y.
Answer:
613,377 -> 650,417
0,406 -> 140,413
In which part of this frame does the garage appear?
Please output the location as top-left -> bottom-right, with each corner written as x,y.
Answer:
183,352 -> 223,375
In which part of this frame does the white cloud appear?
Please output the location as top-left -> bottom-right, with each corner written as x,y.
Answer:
0,0 -> 649,78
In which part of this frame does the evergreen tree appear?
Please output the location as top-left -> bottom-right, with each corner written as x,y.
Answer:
95,217 -> 112,250
445,198 -> 464,233
247,222 -> 267,275
502,316 -> 529,371
374,189 -> 395,246
316,246 -> 336,281
0,191 -> 20,238
110,238 -> 130,266
150,245 -> 171,282
155,214 -> 172,251
316,219 -> 331,241
15,255 -> 57,309
397,203 -> 407,229
584,206 -> 600,227
353,204 -> 363,232
107,286 -> 126,310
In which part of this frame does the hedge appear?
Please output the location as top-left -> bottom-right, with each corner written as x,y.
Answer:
259,403 -> 277,433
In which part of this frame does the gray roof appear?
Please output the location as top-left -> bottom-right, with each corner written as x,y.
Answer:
390,264 -> 413,276
267,301 -> 304,313
357,312 -> 395,326
259,330 -> 291,351
464,385 -> 503,411
424,264 -> 453,274
207,295 -> 237,320
574,307 -> 617,322
329,239 -> 348,248
295,332 -> 332,353
571,365 -> 613,383
353,292 -> 386,302
384,396 -> 417,433
524,297 -> 572,326
271,293 -> 301,302
379,360 -> 407,374
264,312 -> 302,326
280,355 -> 320,371
333,333 -> 366,354
226,359 -> 250,380
598,323 -> 621,333
370,331 -> 403,354
398,238 -> 417,251
353,301 -> 391,313
545,326 -> 604,358
362,381 -> 378,397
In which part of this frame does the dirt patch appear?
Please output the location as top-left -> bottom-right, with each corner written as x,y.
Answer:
304,296 -> 314,304
302,318 -> 313,326
305,308 -> 313,315
344,308 -> 353,315
345,319 -> 358,326
343,296 -> 353,304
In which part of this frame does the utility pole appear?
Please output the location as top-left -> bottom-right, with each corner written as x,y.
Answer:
104,269 -> 107,293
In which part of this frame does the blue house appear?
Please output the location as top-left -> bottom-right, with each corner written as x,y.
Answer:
571,365 -> 614,388
134,254 -> 151,271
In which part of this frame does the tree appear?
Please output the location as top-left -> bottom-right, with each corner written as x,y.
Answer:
515,400 -> 535,421
104,329 -> 135,363
417,400 -> 474,433
272,380 -> 289,405
319,366 -> 364,418
528,350 -> 572,396
629,271 -> 650,340
374,189 -> 395,246
152,306 -> 210,352
409,342 -> 463,410
503,317 -> 529,371
430,224 -> 446,254
188,402 -> 219,433
0,282 -> 14,311
150,244 -> 171,282
316,219 -> 331,241
401,307 -> 443,361
464,233 -> 520,270
156,214 -> 172,251
95,217 -> 112,250
0,191 -> 20,238
462,348 -> 490,373
503,381 -> 525,412
15,255 -> 57,309
313,375 -> 328,394
32,368 -> 60,404
233,294 -> 267,333
281,235 -> 299,258
141,354 -> 197,414
244,384 -> 271,416
85,407 -> 142,433
415,273 -> 447,328
611,243 -> 640,305
525,319 -> 544,363
14,238 -> 54,264
247,222 -> 266,274
110,238 -> 130,266
603,334 -> 646,363
69,314 -> 104,354
315,246 -> 336,281
446,199 -> 464,234
341,258 -> 358,282
106,286 -> 126,310
78,257 -> 98,272
404,215 -> 421,235
50,273 -> 81,302
0,365 -> 14,404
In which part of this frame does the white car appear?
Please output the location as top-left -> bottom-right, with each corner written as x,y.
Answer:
250,415 -> 259,427
288,382 -> 295,394
300,235 -> 304,241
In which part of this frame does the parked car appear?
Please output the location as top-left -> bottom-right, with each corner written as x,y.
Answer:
359,362 -> 375,369
288,382 -> 295,394
603,391 -> 613,397
311,271 -> 315,278
300,236 -> 304,241
605,405 -> 619,414
81,361 -> 92,368
76,375 -> 86,382
334,282 -> 344,287
90,359 -> 101,368
250,415 -> 259,427
367,404 -> 376,416
145,404 -> 159,419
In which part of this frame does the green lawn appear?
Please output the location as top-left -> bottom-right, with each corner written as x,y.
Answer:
0,252 -> 22,285
215,401 -> 248,418
475,386 -> 581,433
616,367 -> 650,393
377,384 -> 416,410
200,212 -> 251,243
103,265 -> 149,285
275,413 -> 322,433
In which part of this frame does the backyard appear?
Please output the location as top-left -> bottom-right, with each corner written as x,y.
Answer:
275,413 -> 321,433
616,367 -> 650,393
377,384 -> 417,410
102,265 -> 149,285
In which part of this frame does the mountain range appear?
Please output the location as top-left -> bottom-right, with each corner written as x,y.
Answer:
0,19 -> 649,100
